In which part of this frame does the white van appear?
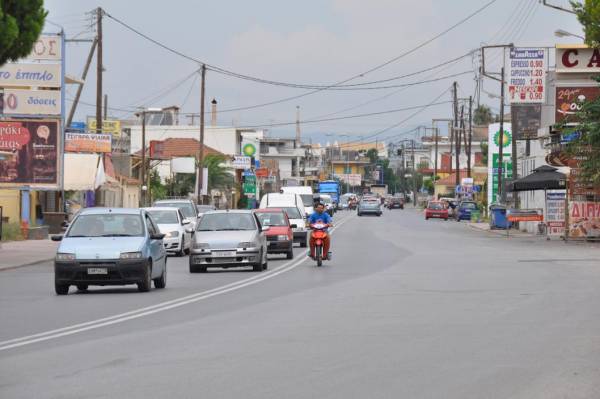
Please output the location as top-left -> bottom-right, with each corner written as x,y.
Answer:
259,193 -> 308,247
281,186 -> 314,216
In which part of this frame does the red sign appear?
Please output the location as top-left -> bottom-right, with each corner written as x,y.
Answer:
0,119 -> 59,186
557,46 -> 600,73
555,86 -> 600,123
255,168 -> 269,178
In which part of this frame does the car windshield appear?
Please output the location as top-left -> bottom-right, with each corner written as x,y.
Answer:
255,212 -> 287,227
282,207 -> 302,219
321,197 -> 332,204
197,205 -> 214,213
461,202 -> 477,209
67,214 -> 144,237
197,213 -> 256,231
156,202 -> 196,218
147,210 -> 178,224
300,194 -> 313,207
428,203 -> 444,210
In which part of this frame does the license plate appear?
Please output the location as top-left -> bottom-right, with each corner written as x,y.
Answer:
212,250 -> 236,257
87,267 -> 108,275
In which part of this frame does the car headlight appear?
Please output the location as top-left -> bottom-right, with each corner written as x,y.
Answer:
165,231 -> 179,238
193,242 -> 210,249
56,253 -> 75,261
120,252 -> 143,259
238,242 -> 255,248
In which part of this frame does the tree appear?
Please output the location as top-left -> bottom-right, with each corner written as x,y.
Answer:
149,170 -> 167,202
473,105 -> 494,126
202,154 -> 233,192
0,0 -> 47,66
572,0 -> 600,47
365,148 -> 378,164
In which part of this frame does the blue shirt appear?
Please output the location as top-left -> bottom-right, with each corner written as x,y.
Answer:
308,211 -> 332,226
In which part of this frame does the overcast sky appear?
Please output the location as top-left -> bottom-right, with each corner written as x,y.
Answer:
45,0 -> 582,144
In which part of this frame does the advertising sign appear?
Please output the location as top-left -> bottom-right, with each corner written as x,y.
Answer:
170,157 -> 196,174
0,63 -> 61,88
65,132 -> 111,153
255,168 -> 269,178
241,135 -> 260,160
556,45 -> 600,73
0,119 -> 59,186
508,48 -> 546,103
1,89 -> 61,115
507,209 -> 543,222
568,201 -> 600,239
243,174 -> 256,195
546,191 -> 565,236
487,123 -> 512,205
232,155 -> 251,169
555,86 -> 600,123
26,35 -> 62,61
87,118 -> 122,136
511,104 -> 541,139
336,173 -> 362,186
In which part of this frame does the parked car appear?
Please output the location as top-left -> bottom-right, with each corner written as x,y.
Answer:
358,197 -> 382,216
387,197 -> 404,209
425,201 -> 449,220
52,207 -> 167,295
196,204 -> 216,218
144,207 -> 192,256
188,210 -> 268,273
259,193 -> 307,247
254,208 -> 294,259
455,201 -> 478,221
153,198 -> 198,229
440,197 -> 458,217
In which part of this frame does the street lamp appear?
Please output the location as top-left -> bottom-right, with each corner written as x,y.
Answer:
554,29 -> 585,40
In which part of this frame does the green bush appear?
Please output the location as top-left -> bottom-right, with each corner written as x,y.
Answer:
1,222 -> 24,241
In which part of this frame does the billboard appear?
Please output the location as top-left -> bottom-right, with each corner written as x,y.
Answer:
0,119 -> 59,186
508,48 -> 546,103
568,201 -> 600,239
487,123 -> 512,205
86,118 -> 122,136
556,46 -> 600,73
26,35 -> 62,61
555,86 -> 600,123
1,89 -> 61,115
232,155 -> 251,169
65,132 -> 111,153
511,104 -> 541,140
546,191 -> 565,236
0,63 -> 61,88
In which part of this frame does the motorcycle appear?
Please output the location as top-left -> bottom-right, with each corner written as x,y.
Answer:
310,222 -> 330,267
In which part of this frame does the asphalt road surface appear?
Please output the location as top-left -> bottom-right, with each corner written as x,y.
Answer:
2,209 -> 600,398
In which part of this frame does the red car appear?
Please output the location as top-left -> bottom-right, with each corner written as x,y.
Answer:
425,201 -> 449,220
253,208 -> 295,259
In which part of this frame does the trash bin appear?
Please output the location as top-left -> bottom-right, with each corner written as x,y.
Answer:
489,204 -> 511,229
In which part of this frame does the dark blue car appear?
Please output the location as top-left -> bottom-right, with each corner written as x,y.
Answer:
455,201 -> 478,221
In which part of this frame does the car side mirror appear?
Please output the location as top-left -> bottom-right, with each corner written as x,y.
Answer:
290,224 -> 297,229
185,227 -> 194,234
51,234 -> 63,241
61,223 -> 69,232
182,219 -> 191,225
197,213 -> 203,218
151,233 -> 166,240
261,226 -> 269,232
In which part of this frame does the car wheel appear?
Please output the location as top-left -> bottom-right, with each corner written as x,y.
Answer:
76,284 -> 88,291
357,212 -> 362,217
425,217 -> 429,220
137,260 -> 152,292
176,238 -> 185,257
154,263 -> 167,289
55,281 -> 69,295
253,250 -> 264,272
263,250 -> 269,270
189,263 -> 197,273
286,247 -> 294,259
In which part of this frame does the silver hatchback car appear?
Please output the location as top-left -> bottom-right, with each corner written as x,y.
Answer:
188,210 -> 268,273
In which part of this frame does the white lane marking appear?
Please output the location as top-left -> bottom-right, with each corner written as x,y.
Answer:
0,212 -> 354,352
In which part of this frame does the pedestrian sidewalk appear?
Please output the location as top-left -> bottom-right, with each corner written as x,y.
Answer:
0,239 -> 59,271
468,222 -> 535,238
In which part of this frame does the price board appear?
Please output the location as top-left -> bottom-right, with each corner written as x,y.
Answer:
508,48 -> 546,104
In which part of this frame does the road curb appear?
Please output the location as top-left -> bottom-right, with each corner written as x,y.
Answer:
0,258 -> 53,272
467,223 -> 533,238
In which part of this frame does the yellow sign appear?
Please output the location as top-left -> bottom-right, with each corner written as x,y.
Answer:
87,118 -> 121,136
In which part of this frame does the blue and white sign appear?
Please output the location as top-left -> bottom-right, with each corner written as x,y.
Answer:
2,88 -> 61,115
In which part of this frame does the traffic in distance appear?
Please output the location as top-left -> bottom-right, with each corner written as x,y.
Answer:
49,181 -> 417,294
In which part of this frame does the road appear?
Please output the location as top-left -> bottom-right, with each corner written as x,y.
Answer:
1,209 -> 600,398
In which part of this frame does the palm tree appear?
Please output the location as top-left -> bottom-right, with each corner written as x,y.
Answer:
202,154 -> 234,191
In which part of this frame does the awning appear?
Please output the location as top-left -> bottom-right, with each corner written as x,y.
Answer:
509,165 -> 567,192
63,153 -> 102,191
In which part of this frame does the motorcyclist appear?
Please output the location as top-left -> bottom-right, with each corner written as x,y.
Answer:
308,202 -> 332,260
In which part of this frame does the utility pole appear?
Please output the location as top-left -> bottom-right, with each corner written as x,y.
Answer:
197,64 -> 207,205
453,82 -> 459,186
412,139 -> 417,206
498,66 -> 506,202
467,96 -> 473,178
295,105 -> 301,147
140,111 -> 146,207
66,38 -> 97,127
95,7 -> 103,133
103,94 -> 108,119
433,125 -> 438,191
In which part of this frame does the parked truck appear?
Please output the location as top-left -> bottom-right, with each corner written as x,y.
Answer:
318,180 -> 341,204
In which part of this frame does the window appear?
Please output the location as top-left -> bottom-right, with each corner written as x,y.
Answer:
282,207 -> 302,219
147,210 -> 179,224
145,215 -> 157,235
67,214 -> 144,237
197,213 -> 257,231
255,212 -> 287,227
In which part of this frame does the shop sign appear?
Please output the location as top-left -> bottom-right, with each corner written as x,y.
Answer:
26,35 -> 62,61
508,48 -> 545,103
555,86 -> 600,123
86,118 -> 122,136
232,155 -> 251,169
556,45 -> 600,73
487,123 -> 513,205
65,132 -> 111,153
506,208 -> 543,222
1,89 -> 61,115
546,191 -> 565,236
0,119 -> 59,186
255,168 -> 269,178
568,201 -> 600,239
0,63 -> 61,88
